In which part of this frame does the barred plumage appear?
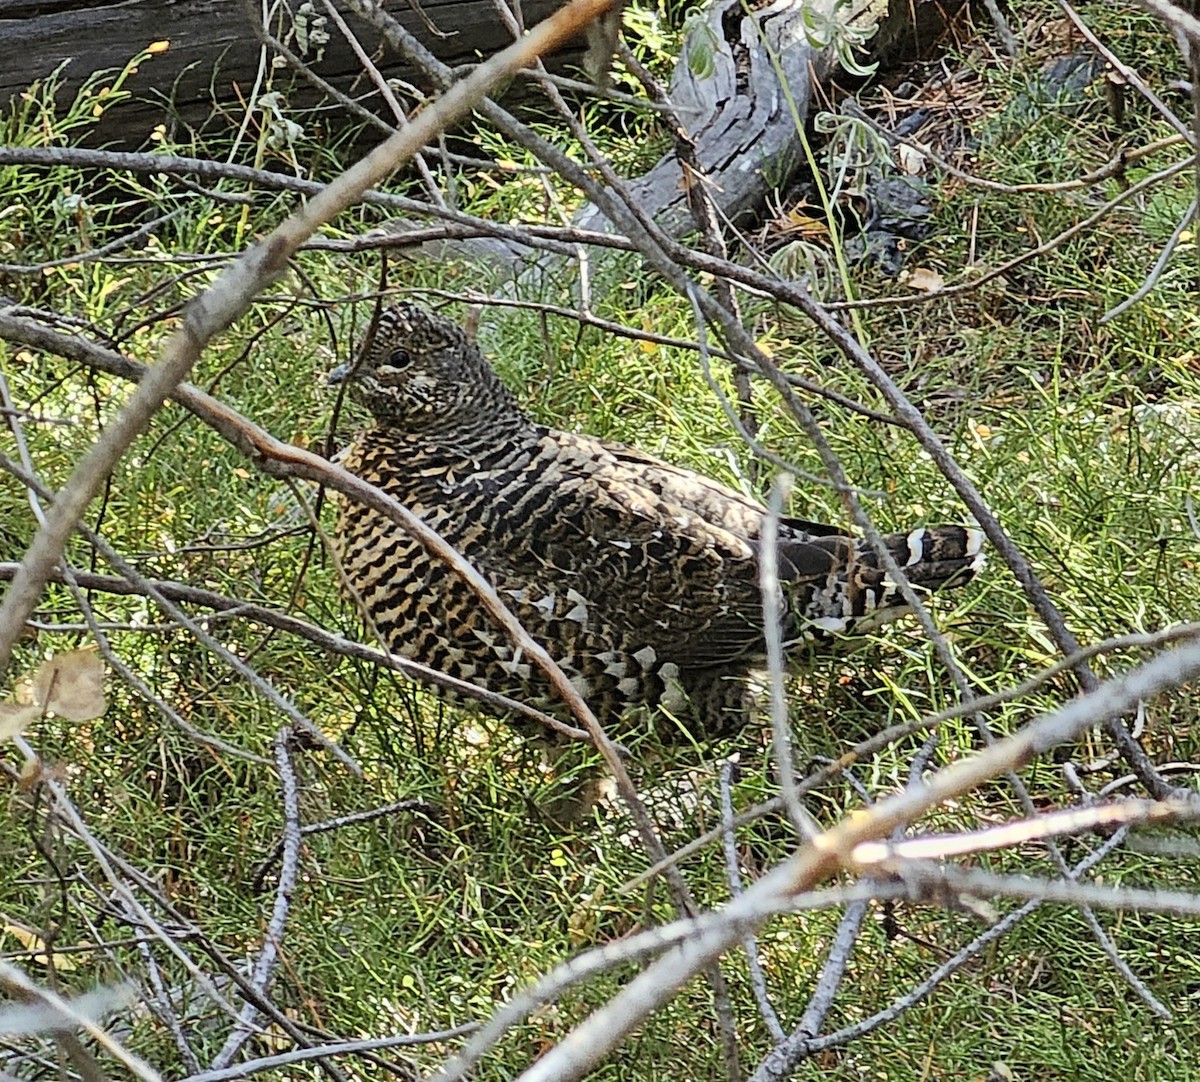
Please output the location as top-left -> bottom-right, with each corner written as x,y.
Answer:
329,304 -> 984,735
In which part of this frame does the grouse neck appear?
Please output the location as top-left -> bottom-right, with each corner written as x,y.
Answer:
389,378 -> 534,453
433,406 -> 533,453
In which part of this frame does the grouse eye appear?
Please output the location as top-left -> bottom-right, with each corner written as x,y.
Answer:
372,348 -> 413,383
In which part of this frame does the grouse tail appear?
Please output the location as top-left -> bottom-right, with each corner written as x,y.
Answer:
777,524 -> 985,639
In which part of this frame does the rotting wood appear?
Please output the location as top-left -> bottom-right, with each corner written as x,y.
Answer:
0,0 -> 568,145
371,0 -> 973,278
2,0 -> 974,272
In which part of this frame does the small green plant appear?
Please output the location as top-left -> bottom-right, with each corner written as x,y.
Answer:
679,11 -> 721,78
799,0 -> 879,79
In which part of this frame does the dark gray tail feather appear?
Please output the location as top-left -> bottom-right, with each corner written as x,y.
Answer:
778,525 -> 985,639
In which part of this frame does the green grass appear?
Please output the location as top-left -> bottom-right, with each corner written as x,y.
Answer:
3,1 -> 1200,1078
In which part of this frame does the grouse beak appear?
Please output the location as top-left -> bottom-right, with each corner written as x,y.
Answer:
326,362 -> 352,386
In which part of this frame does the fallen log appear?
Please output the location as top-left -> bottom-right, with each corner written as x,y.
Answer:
0,0 -> 566,145
366,0 -> 974,277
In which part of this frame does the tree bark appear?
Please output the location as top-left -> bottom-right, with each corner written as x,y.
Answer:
385,0 -> 972,278
0,0 -> 567,145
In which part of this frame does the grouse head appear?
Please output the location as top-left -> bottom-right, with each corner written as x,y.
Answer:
328,303 -> 523,434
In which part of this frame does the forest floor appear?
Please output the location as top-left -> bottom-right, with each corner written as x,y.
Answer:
2,0 -> 1200,1078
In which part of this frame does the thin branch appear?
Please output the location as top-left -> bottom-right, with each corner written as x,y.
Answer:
251,799 -> 439,890
0,560 -> 594,744
844,101 -> 1185,194
786,900 -> 868,1043
0,451 -> 355,771
760,475 -> 809,840
625,620 -> 1200,893
1129,0 -> 1200,47
1102,196 -> 1198,321
209,728 -> 304,1071
0,150 -> 613,259
822,156 -> 1194,311
0,213 -> 178,275
179,1027 -> 480,1082
1060,0 -> 1196,144
853,798 -> 1198,865
0,965 -> 153,1079
720,761 -> 786,1043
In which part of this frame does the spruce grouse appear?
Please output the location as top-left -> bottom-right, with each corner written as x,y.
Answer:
328,303 -> 984,736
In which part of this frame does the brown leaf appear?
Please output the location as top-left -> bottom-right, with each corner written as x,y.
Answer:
32,650 -> 106,722
904,266 -> 945,292
0,702 -> 39,743
0,917 -> 82,970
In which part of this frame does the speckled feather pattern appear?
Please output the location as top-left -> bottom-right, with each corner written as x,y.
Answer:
331,304 -> 984,735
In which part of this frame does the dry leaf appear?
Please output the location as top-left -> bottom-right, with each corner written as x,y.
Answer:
904,267 -> 945,292
32,650 -> 106,722
1,918 -> 81,971
777,207 -> 830,239
638,315 -> 658,354
0,702 -> 39,743
897,142 -> 927,175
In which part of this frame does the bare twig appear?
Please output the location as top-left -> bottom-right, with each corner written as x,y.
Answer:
719,761 -> 786,1043
0,965 -> 152,1079
513,638 -> 1200,1082
761,899 -> 868,1073
251,799 -> 439,890
135,934 -> 202,1075
1060,0 -> 1195,144
822,156 -> 1194,311
1129,0 -> 1200,48
0,450 -> 355,770
209,728 -> 304,1070
0,559 -> 594,744
626,623 -> 1200,893
179,1026 -> 480,1082
760,838 -> 1124,1068
0,213 -> 178,275
1101,197 -> 1198,322
844,101 -> 1185,194
853,798 -> 1198,865
760,475 -> 810,840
